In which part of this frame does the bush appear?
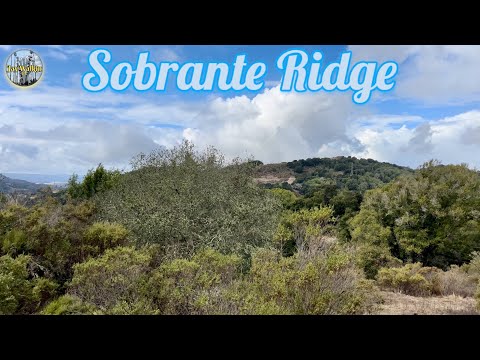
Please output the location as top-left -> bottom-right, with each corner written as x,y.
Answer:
1,229 -> 29,256
436,265 -> 477,297
0,254 -> 58,314
355,243 -> 402,279
273,206 -> 335,256
147,249 -> 242,315
238,244 -> 380,315
42,295 -> 98,315
349,162 -> 480,268
376,263 -> 439,296
68,247 -> 152,312
97,141 -> 281,259
476,284 -> 480,311
82,222 -> 128,255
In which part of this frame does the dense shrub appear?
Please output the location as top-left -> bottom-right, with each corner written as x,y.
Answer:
377,262 -> 478,297
355,243 -> 402,279
376,263 -> 439,296
273,206 -> 335,256
97,141 -> 281,259
350,162 -> 480,268
42,295 -> 98,315
0,254 -> 58,314
437,265 -> 477,297
147,249 -> 242,315
237,244 -> 379,315
68,247 -> 152,312
82,222 -> 128,256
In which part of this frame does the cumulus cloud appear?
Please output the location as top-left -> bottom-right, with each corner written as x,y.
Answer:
0,83 -> 359,173
2,45 -> 480,176
349,45 -> 480,104
183,87 -> 357,163
347,110 -> 480,169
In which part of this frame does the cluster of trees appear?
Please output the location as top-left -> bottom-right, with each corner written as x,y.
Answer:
1,142 -> 480,314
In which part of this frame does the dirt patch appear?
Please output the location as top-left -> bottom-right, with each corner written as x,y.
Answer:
375,291 -> 479,315
255,175 -> 294,184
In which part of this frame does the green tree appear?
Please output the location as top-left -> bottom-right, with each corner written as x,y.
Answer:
349,161 -> 480,268
97,141 -> 281,258
67,164 -> 121,200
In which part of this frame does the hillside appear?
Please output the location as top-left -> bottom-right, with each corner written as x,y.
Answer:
254,156 -> 413,194
0,174 -> 44,193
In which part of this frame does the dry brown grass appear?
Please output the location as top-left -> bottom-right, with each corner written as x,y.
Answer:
375,291 -> 479,315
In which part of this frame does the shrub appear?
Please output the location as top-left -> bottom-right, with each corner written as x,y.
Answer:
355,243 -> 402,279
82,222 -> 128,255
0,254 -> 58,314
349,162 -> 480,268
1,229 -> 29,256
147,249 -> 242,315
239,244 -> 380,315
436,265 -> 477,297
68,247 -> 152,312
273,206 -> 335,256
476,284 -> 480,311
97,141 -> 282,259
42,295 -> 98,315
376,263 -> 439,296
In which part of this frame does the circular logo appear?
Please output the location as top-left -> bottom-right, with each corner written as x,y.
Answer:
4,49 -> 44,88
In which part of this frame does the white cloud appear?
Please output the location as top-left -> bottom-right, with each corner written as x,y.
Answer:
43,46 -> 90,61
0,83 -> 358,173
183,87 -> 357,163
149,47 -> 182,62
0,45 -> 12,51
1,77 -> 480,175
343,110 -> 480,169
349,45 -> 480,104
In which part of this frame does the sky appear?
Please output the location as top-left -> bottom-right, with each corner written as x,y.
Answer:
1,44 -> 480,177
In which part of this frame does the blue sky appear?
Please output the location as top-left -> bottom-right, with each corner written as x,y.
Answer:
1,44 -> 480,176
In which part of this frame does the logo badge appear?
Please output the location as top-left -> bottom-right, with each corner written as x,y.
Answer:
5,49 -> 44,88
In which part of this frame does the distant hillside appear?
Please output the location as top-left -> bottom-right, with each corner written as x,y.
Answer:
0,174 -> 44,193
2,173 -> 73,184
254,156 -> 413,194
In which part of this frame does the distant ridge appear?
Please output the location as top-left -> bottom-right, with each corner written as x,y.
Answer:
2,173 -> 74,185
0,174 -> 44,193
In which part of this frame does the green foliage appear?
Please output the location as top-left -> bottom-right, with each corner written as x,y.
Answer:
0,254 -> 58,314
274,206 -> 335,256
97,141 -> 282,258
67,164 -> 121,200
147,249 -> 242,314
270,188 -> 297,209
237,245 -> 379,315
349,162 -> 480,268
42,295 -> 98,315
68,246 -> 151,312
1,229 -> 29,256
286,156 -> 411,194
0,199 -> 127,289
376,263 -> 440,296
355,243 -> 402,279
82,222 -> 128,256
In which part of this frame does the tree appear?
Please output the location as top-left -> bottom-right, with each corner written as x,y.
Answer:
349,161 -> 480,268
97,141 -> 281,258
67,164 -> 121,200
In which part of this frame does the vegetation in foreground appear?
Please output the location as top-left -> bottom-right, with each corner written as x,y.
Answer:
1,141 -> 480,315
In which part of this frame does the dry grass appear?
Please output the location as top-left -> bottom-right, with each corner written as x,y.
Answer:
375,291 -> 479,315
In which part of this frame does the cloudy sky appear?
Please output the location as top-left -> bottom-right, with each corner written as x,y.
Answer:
1,44 -> 480,176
